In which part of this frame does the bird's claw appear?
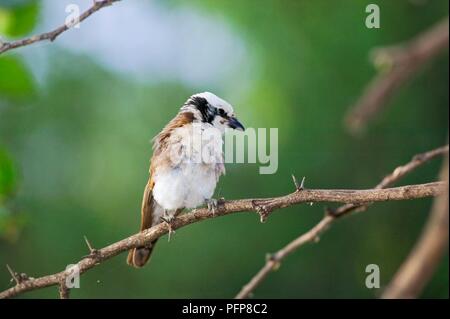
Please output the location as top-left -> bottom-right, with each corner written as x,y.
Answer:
160,216 -> 176,242
206,198 -> 219,215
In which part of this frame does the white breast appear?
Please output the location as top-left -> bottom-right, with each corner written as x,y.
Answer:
152,123 -> 225,211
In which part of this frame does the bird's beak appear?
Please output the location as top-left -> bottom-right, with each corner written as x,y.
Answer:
228,117 -> 245,131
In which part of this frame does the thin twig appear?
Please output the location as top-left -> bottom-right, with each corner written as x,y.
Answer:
345,17 -> 449,134
235,145 -> 448,299
6,265 -> 20,285
0,180 -> 445,298
0,0 -> 121,55
84,235 -> 95,253
332,144 -> 449,217
382,155 -> 449,299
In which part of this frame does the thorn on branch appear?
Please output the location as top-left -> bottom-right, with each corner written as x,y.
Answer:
292,175 -> 306,191
6,264 -> 29,285
83,235 -> 100,259
84,235 -> 95,252
265,253 -> 281,271
412,153 -> 426,162
265,253 -> 275,262
371,47 -> 399,72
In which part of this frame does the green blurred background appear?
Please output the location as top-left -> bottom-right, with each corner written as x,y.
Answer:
0,0 -> 448,298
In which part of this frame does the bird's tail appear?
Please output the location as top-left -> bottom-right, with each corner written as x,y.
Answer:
127,181 -> 159,268
127,239 -> 158,268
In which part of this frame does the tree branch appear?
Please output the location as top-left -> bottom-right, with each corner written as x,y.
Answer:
345,17 -> 449,135
58,282 -> 70,299
0,180 -> 445,298
235,145 -> 448,299
382,155 -> 449,299
0,0 -> 121,55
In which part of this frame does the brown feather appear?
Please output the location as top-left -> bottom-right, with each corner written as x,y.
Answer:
147,111 -> 195,179
153,111 -> 194,152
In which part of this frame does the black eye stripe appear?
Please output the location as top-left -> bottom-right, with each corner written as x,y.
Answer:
218,108 -> 229,119
186,96 -> 230,123
188,96 -> 214,122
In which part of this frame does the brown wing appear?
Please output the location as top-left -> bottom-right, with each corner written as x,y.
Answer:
139,178 -> 155,231
127,112 -> 193,268
126,177 -> 157,268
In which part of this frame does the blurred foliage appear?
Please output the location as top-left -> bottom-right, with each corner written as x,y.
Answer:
0,146 -> 26,243
0,206 -> 27,243
0,0 -> 36,254
0,56 -> 36,100
0,0 -> 38,100
0,147 -> 16,197
0,0 -> 448,298
0,0 -> 39,37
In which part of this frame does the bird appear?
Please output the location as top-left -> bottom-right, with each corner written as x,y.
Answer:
127,92 -> 245,268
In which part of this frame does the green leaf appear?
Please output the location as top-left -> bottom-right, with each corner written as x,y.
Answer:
0,8 -> 12,34
0,0 -> 39,37
0,55 -> 35,100
0,147 -> 17,198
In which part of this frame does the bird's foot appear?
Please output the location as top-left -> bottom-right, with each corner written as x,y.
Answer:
160,215 -> 176,242
205,198 -> 220,215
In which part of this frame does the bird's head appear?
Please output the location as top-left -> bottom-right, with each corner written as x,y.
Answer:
181,92 -> 245,133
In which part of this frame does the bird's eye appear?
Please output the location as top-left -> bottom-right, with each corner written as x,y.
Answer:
218,108 -> 226,116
